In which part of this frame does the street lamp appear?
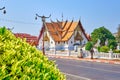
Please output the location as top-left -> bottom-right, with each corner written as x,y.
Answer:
0,7 -> 6,14
35,14 -> 51,55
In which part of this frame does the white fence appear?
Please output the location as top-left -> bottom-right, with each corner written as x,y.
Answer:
45,50 -> 78,57
45,49 -> 120,60
83,50 -> 120,60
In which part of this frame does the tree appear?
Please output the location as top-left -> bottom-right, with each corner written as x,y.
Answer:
85,41 -> 94,59
108,39 -> 117,50
91,26 -> 115,46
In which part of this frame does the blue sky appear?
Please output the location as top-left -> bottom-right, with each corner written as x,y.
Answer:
0,0 -> 120,36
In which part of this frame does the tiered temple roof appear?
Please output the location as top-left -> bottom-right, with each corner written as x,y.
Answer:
38,20 -> 90,43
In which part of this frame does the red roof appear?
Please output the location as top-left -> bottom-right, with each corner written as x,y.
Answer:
14,33 -> 38,46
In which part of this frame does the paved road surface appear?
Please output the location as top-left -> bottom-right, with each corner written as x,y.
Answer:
49,57 -> 120,80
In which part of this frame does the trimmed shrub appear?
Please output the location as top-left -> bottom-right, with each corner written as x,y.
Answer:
100,46 -> 109,53
0,27 -> 65,80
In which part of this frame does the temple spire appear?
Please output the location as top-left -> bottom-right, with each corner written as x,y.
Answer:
62,13 -> 63,22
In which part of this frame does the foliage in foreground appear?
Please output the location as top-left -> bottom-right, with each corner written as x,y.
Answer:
0,27 -> 65,80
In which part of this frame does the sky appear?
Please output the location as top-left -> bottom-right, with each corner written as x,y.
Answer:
0,0 -> 120,36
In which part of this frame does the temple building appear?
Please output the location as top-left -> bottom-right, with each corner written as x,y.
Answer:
37,20 -> 90,51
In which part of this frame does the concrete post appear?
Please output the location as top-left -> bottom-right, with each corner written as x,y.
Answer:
109,49 -> 113,59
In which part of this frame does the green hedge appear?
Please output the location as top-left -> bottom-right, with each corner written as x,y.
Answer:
0,27 -> 65,80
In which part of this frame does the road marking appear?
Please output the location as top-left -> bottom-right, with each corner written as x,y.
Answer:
64,72 -> 91,80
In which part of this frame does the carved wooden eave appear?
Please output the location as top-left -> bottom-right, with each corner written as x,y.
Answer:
74,31 -> 83,41
78,20 -> 89,41
44,33 -> 50,41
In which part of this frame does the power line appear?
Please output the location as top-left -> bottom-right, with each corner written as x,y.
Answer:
0,18 -> 40,25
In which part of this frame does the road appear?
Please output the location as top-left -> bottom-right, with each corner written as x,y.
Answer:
49,57 -> 120,80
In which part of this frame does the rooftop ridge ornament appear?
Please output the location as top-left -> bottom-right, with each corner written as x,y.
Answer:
50,19 -> 54,23
62,13 -> 63,22
56,18 -> 60,22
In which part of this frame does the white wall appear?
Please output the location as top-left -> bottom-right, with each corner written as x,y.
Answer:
49,36 -> 55,50
55,41 -> 68,50
38,34 -> 43,50
68,35 -> 74,50
81,32 -> 88,45
38,31 -> 55,50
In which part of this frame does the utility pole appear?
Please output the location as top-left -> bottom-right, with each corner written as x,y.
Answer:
0,7 -> 6,14
35,14 -> 51,55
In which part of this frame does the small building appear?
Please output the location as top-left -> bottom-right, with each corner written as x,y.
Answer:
14,33 -> 38,46
37,20 -> 90,51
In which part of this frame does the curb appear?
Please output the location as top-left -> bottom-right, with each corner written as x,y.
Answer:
47,55 -> 120,65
